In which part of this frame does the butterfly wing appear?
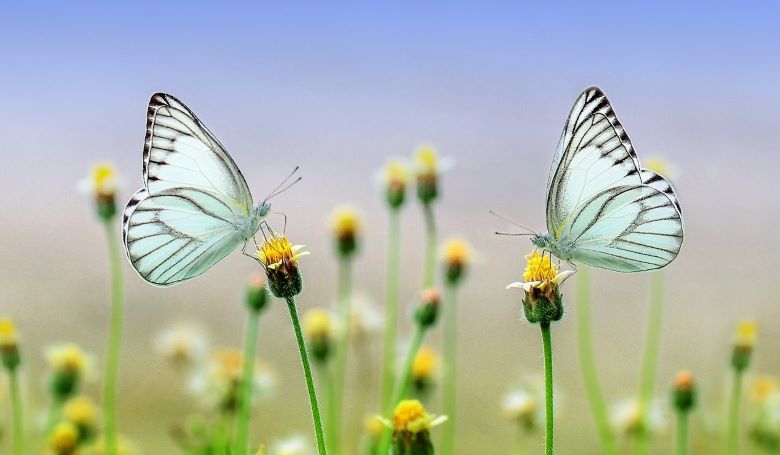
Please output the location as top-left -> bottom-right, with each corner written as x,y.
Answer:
123,188 -> 245,286
123,93 -> 256,286
546,87 -> 683,271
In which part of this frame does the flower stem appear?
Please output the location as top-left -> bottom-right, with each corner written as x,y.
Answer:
441,283 -> 458,455
235,308 -> 261,455
330,256 -> 353,454
635,271 -> 665,455
9,368 -> 24,455
421,203 -> 437,289
728,369 -> 744,455
541,323 -> 554,455
575,266 -> 619,455
102,219 -> 125,455
675,411 -> 689,455
380,208 -> 402,415
377,323 -> 427,455
286,296 -> 328,455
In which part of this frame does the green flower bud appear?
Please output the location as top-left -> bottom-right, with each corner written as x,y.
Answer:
245,273 -> 269,313
415,289 -> 440,329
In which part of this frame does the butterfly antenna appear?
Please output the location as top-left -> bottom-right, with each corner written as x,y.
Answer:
488,210 -> 537,235
494,231 -> 534,236
264,166 -> 300,201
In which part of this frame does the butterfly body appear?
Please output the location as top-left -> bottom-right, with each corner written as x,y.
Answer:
535,87 -> 684,273
123,93 -> 273,287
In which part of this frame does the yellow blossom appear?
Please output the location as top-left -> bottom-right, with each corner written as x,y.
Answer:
364,415 -> 385,440
329,205 -> 361,238
63,395 -> 99,427
46,343 -> 92,376
256,235 -> 309,271
442,237 -> 472,267
411,345 -> 439,383
735,320 -> 758,348
414,145 -> 440,176
381,159 -> 410,187
751,376 -> 780,403
523,250 -> 558,282
80,162 -> 120,198
49,422 -> 79,455
303,308 -> 333,340
0,318 -> 18,347
391,399 -> 447,434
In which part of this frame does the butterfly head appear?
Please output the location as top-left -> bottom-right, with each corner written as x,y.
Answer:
255,201 -> 271,218
531,233 -> 551,249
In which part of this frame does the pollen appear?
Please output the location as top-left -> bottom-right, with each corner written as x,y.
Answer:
442,237 -> 472,267
330,205 -> 361,238
90,162 -> 119,196
256,235 -> 309,270
414,144 -> 439,174
523,250 -> 558,283
393,399 -> 429,432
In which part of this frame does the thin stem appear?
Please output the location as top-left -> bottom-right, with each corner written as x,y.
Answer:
441,283 -> 458,455
380,208 -> 402,414
319,362 -> 337,454
728,370 -> 743,455
10,369 -> 24,455
636,271 -> 665,455
46,397 -> 65,435
377,324 -> 427,455
422,203 -> 437,289
330,257 -> 353,454
675,411 -> 689,455
286,296 -> 328,455
235,309 -> 261,455
575,266 -> 619,455
102,219 -> 125,455
541,323 -> 554,455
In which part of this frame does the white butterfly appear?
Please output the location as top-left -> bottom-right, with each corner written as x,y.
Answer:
530,87 -> 683,272
122,93 -> 285,286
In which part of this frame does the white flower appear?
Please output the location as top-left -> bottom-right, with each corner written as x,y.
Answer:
349,294 -> 384,341
188,349 -> 276,410
611,397 -> 666,436
154,323 -> 210,368
271,435 -> 313,455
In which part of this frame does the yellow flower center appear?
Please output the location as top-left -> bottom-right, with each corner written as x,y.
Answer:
91,163 -> 118,196
393,399 -> 430,433
443,238 -> 471,266
384,160 -> 410,186
0,318 -> 17,346
214,349 -> 245,379
256,235 -> 306,269
303,308 -> 333,339
330,206 -> 361,237
414,145 -> 439,174
48,344 -> 88,374
64,396 -> 98,425
736,320 -> 757,348
49,422 -> 79,453
523,250 -> 558,282
412,346 -> 438,380
751,376 -> 779,403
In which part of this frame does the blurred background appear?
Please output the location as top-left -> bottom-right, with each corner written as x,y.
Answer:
1,2 -> 779,453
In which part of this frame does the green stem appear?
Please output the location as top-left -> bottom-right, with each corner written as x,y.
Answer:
675,411 -> 689,455
9,369 -> 24,455
102,219 -> 125,455
377,324 -> 427,455
728,370 -> 743,455
541,323 -> 554,455
380,208 -> 402,415
422,203 -> 437,289
575,266 -> 619,455
635,271 -> 665,455
286,297 -> 328,455
320,362 -> 337,454
331,257 -> 353,454
235,309 -> 261,455
441,283 -> 458,455
46,397 -> 65,435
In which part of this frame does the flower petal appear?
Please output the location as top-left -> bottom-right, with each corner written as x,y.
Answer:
506,281 -> 540,291
552,270 -> 575,285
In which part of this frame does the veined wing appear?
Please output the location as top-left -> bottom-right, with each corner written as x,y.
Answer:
122,187 -> 245,287
546,87 -> 643,240
568,185 -> 683,272
640,169 -> 681,213
144,93 -> 253,214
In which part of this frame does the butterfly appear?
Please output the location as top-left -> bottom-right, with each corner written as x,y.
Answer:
122,93 -> 295,286
529,86 -> 683,272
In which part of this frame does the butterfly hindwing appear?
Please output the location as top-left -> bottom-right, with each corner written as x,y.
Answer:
123,187 -> 245,287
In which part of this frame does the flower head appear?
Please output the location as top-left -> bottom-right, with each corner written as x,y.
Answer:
49,422 -> 79,455
671,370 -> 697,413
412,345 -> 439,393
154,324 -> 210,369
79,162 -> 121,221
364,414 -> 385,441
303,308 -> 334,363
0,318 -> 20,371
415,288 -> 441,328
611,397 -> 666,437
256,234 -> 309,298
189,348 -> 275,413
732,320 -> 757,372
413,144 -> 450,205
441,237 -> 472,286
384,399 -> 446,453
502,388 -> 540,429
246,272 -> 269,312
378,158 -> 410,208
329,205 -> 361,258
506,250 -> 573,325
752,376 -> 780,404
63,395 -> 99,441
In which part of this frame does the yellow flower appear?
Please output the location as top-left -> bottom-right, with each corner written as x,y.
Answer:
411,345 -> 439,383
330,205 -> 361,238
442,237 -> 472,267
751,376 -> 780,403
63,395 -> 99,428
46,343 -> 93,376
256,235 -> 309,270
49,422 -> 79,455
303,308 -> 333,341
414,145 -> 441,176
364,415 -> 385,440
735,320 -> 758,348
506,250 -> 574,293
380,159 -> 410,187
79,162 -> 120,198
0,318 -> 18,347
390,399 -> 447,434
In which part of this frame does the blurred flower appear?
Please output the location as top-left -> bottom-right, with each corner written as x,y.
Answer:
349,294 -> 384,342
382,399 -> 446,454
611,397 -> 665,437
377,158 -> 410,209
0,318 -> 20,371
364,414 -> 385,441
246,272 -> 269,313
441,237 -> 472,286
188,348 -> 275,413
732,320 -> 757,372
415,288 -> 441,329
303,308 -> 334,364
63,395 -> 99,442
49,422 -> 79,455
644,156 -> 679,182
751,376 -> 780,404
330,205 -> 361,258
270,435 -> 313,455
255,234 -> 309,299
45,343 -> 95,401
79,163 -> 121,221
411,345 -> 439,393
506,250 -> 573,325
154,324 -> 210,369
413,144 -> 451,205
749,376 -> 780,451
671,370 -> 697,413
502,387 -> 541,430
